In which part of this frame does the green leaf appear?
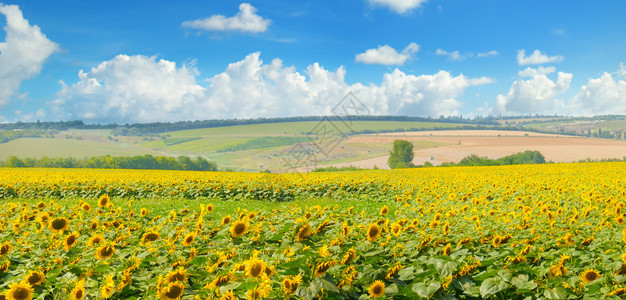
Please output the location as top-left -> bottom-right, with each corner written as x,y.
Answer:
511,274 -> 537,291
412,282 -> 441,299
544,286 -> 567,299
480,276 -> 509,298
398,266 -> 416,281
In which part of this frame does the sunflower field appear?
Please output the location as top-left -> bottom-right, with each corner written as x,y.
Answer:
0,162 -> 625,299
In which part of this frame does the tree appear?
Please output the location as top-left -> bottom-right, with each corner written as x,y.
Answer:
388,140 -> 414,169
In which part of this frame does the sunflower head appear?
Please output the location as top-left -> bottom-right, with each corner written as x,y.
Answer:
313,260 -> 337,277
296,223 -> 312,241
6,281 -> 33,300
368,280 -> 385,298
70,279 -> 85,300
206,204 -> 214,214
245,258 -> 266,278
64,232 -> 80,251
36,202 -> 46,209
182,233 -> 195,247
49,217 -> 69,233
0,243 -> 13,256
580,269 -> 601,284
282,275 -> 301,295
442,243 -> 452,256
96,243 -> 116,260
159,282 -> 185,300
0,258 -> 10,272
25,270 -> 46,286
140,208 -> 148,217
98,195 -> 111,208
166,268 -> 188,284
366,223 -> 381,242
379,205 -> 389,216
221,215 -> 232,225
390,223 -> 402,237
142,231 -> 160,244
341,248 -> 357,265
81,202 -> 91,212
230,220 -> 248,238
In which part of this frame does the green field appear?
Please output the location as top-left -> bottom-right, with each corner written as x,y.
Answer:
0,121 -> 469,171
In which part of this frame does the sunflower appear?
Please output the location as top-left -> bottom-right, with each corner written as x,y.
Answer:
230,220 -> 248,238
314,260 -> 337,277
492,236 -> 503,248
0,242 -> 12,256
342,222 -> 350,237
0,258 -> 10,272
48,217 -> 69,233
206,274 -> 231,290
24,271 -> 45,286
70,279 -> 85,300
141,231 -> 160,244
182,233 -> 195,247
282,275 -> 301,295
96,243 -> 115,260
206,204 -> 214,214
341,248 -> 357,265
87,235 -> 104,247
442,243 -> 452,256
100,274 -> 115,298
36,202 -> 46,209
368,280 -> 385,298
219,290 -> 236,300
90,219 -> 98,230
366,223 -> 381,242
64,232 -> 80,251
245,258 -> 266,278
390,222 -> 402,237
159,282 -> 185,300
296,222 -> 312,241
5,281 -> 33,300
549,264 -> 568,278
385,264 -> 405,280
81,202 -> 91,212
98,195 -> 111,208
580,269 -> 601,284
221,215 -> 232,225
379,205 -> 389,216
140,208 -> 148,217
166,268 -> 188,284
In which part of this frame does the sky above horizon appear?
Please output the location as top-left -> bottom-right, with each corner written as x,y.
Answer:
1,0 -> 625,124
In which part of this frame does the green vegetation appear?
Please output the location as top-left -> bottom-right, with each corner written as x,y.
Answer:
311,166 -> 372,172
163,137 -> 201,146
218,136 -> 310,152
0,154 -> 217,171
388,140 -> 415,169
435,150 -> 546,167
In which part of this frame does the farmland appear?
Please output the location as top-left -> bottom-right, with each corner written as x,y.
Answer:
1,163 -> 625,299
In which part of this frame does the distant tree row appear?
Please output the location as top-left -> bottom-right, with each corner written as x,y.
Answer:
0,155 -> 217,171
437,150 -> 546,167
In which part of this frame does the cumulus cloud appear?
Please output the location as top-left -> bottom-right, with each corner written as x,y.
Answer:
181,3 -> 270,33
53,52 -> 493,123
517,49 -> 564,66
367,0 -> 428,14
0,4 -> 59,106
493,66 -> 572,114
355,43 -> 419,65
569,63 -> 626,115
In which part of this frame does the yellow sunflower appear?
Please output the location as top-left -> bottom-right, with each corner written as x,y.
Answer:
64,232 -> 80,251
87,235 -> 104,247
70,279 -> 85,300
48,217 -> 69,233
219,290 -> 236,300
96,243 -> 116,260
390,222 -> 402,237
98,195 -> 111,208
24,270 -> 45,286
140,208 -> 149,217
368,280 -> 385,298
282,275 -> 302,295
442,243 -> 452,256
0,242 -> 13,256
379,205 -> 389,216
314,260 -> 337,277
100,274 -> 115,298
366,223 -> 381,242
166,268 -> 188,284
221,215 -> 232,225
580,269 -> 601,284
230,220 -> 248,238
81,202 -> 91,212
245,258 -> 266,278
0,258 -> 10,272
206,204 -> 214,214
5,281 -> 33,300
296,222 -> 312,242
182,233 -> 195,247
141,231 -> 160,244
159,282 -> 185,300
36,202 -> 46,209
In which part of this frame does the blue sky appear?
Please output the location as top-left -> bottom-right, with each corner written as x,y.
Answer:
1,0 -> 625,123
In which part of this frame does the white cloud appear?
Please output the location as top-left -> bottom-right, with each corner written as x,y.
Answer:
355,43 -> 419,65
435,49 -> 464,61
517,49 -> 564,66
54,52 -> 493,123
569,64 -> 626,115
493,66 -> 572,114
0,4 -> 59,106
368,0 -> 428,14
181,3 -> 270,33
477,50 -> 498,58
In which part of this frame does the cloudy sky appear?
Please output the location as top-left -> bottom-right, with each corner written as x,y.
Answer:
1,0 -> 625,123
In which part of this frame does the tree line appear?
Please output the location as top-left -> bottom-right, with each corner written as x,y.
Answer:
0,155 -> 217,171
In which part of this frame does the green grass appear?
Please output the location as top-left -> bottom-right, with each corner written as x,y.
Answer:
163,137 -> 201,146
218,136 -> 311,152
